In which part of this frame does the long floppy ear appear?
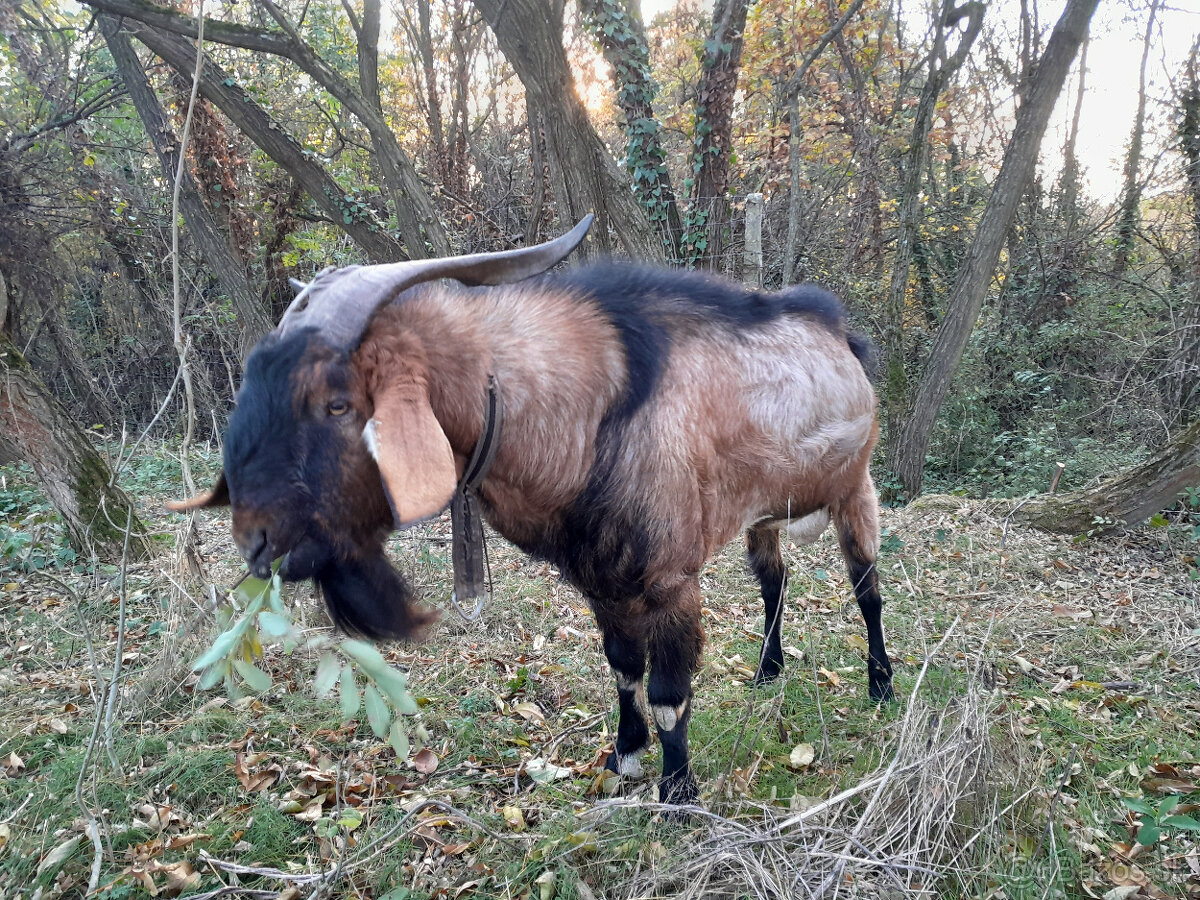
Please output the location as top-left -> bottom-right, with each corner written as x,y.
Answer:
167,470 -> 230,511
364,379 -> 456,529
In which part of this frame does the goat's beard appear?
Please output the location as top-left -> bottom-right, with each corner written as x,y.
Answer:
279,527 -> 439,641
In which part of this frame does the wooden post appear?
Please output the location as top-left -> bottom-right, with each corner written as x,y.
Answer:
1049,462 -> 1066,493
743,192 -> 764,288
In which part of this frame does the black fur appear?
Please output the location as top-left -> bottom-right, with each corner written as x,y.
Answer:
315,550 -> 429,641
747,527 -> 788,684
838,526 -> 894,702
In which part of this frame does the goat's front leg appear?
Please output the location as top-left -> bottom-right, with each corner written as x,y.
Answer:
597,621 -> 650,777
646,579 -> 704,805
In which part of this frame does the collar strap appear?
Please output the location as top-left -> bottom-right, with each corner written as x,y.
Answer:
450,375 -> 503,620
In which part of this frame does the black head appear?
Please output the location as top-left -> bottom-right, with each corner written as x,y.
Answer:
170,328 -> 443,640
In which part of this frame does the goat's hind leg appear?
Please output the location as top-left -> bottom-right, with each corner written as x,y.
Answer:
834,473 -> 894,702
747,526 -> 788,684
646,579 -> 705,805
598,619 -> 651,778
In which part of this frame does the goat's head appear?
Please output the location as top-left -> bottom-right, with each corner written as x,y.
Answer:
170,217 -> 593,639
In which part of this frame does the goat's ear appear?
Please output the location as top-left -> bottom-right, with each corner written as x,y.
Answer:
167,470 -> 230,511
365,379 -> 456,529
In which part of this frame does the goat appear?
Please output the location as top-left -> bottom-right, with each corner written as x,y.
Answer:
171,218 -> 894,804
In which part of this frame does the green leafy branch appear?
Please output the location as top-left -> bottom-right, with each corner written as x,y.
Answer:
193,572 -> 422,761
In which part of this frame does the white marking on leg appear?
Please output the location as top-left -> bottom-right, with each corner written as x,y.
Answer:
652,699 -> 689,732
614,670 -> 641,692
617,748 -> 645,777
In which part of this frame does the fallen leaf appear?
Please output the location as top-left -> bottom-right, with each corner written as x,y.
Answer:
525,758 -> 573,783
1052,604 -> 1092,621
535,869 -> 557,900
413,748 -> 439,775
501,806 -> 526,831
37,834 -> 82,877
788,743 -> 815,769
3,752 -> 24,775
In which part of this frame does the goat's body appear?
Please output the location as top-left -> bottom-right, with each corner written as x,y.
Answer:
369,267 -> 878,589
358,265 -> 893,801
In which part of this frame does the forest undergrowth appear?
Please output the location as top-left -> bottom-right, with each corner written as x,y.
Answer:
1,447 -> 1198,900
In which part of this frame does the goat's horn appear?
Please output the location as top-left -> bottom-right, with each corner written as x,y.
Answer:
277,215 -> 594,348
288,277 -> 308,294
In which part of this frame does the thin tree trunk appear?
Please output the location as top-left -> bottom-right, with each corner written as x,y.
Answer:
336,0 -> 450,257
1112,0 -> 1159,277
473,0 -> 661,261
684,0 -> 750,268
1172,38 -> 1200,422
882,0 -> 984,469
1059,35 -> 1088,228
0,330 -> 151,560
102,15 -> 271,356
580,0 -> 683,257
891,0 -> 1100,498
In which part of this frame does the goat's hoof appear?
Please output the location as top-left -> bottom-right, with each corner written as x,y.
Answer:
658,771 -> 699,807
869,680 -> 896,703
752,662 -> 784,686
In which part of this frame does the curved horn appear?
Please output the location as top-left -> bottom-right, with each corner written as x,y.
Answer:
277,215 -> 594,349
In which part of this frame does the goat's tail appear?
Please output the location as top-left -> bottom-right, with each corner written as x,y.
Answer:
846,330 -> 878,380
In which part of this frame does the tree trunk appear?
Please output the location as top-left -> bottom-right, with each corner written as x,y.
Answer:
890,0 -> 1099,498
882,0 -> 984,470
1012,420 -> 1200,534
0,331 -> 151,560
1112,0 -> 1159,277
472,0 -> 661,261
683,0 -> 750,268
580,0 -> 683,257
101,15 -> 272,356
1059,35 -> 1088,228
1172,38 -> 1200,423
333,0 -> 450,257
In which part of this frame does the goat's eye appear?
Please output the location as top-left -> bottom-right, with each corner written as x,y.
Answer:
327,400 -> 350,416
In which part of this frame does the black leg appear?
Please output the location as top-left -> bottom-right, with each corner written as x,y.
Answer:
747,527 -> 788,684
846,555 -> 894,701
599,625 -> 650,776
834,475 -> 894,702
645,582 -> 704,804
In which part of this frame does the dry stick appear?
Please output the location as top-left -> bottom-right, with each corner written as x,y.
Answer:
101,513 -> 135,769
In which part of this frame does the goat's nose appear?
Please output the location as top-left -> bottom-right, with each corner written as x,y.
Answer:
239,528 -> 272,578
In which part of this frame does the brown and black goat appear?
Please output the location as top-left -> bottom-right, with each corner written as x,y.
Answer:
172,218 -> 894,804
